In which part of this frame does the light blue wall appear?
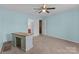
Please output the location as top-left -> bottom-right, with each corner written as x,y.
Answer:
0,7 -> 38,48
45,9 -> 79,43
0,6 -> 79,48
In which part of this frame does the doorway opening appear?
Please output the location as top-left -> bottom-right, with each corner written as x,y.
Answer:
39,20 -> 42,35
33,19 -> 46,36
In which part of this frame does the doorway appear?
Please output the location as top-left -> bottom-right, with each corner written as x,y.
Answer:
33,19 -> 46,36
39,20 -> 42,35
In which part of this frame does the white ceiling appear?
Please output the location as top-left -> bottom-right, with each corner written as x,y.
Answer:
0,4 -> 79,17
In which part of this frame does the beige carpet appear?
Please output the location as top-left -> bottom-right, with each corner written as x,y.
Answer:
1,47 -> 26,54
1,35 -> 79,54
26,35 -> 79,54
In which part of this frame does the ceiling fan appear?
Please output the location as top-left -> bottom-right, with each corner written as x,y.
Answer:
34,4 -> 56,13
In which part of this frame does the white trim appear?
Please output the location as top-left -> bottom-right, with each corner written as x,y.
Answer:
46,34 -> 79,44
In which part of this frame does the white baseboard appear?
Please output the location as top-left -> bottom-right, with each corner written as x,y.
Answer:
46,34 -> 79,44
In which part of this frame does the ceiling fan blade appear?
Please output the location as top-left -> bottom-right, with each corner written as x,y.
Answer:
33,8 -> 41,10
38,11 -> 42,13
47,7 -> 55,10
46,11 -> 50,13
43,4 -> 47,8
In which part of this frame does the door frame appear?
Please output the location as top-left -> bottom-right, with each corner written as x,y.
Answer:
33,19 -> 46,36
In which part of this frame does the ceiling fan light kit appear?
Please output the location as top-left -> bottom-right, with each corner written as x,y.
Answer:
42,9 -> 46,12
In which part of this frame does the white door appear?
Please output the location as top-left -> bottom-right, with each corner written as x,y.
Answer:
42,20 -> 46,35
33,20 -> 39,36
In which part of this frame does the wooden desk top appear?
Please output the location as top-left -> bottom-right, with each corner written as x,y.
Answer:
12,32 -> 32,36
